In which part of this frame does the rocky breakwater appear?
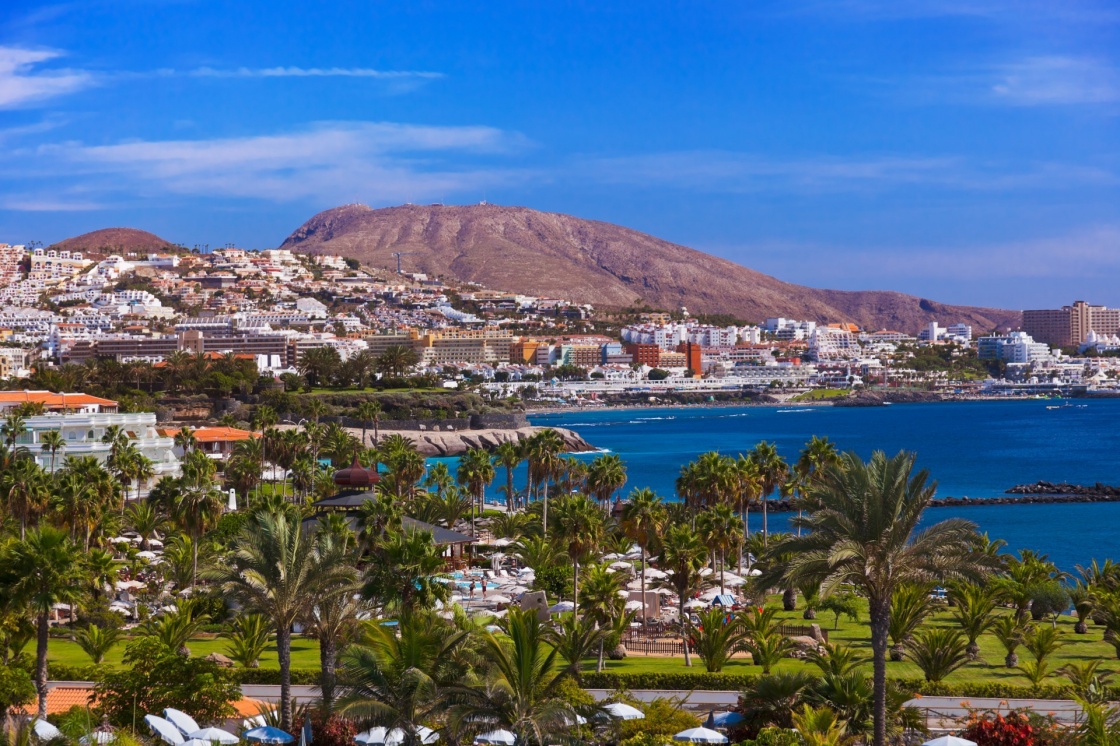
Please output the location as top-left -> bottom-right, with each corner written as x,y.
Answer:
381,426 -> 595,458
921,482 -> 1120,508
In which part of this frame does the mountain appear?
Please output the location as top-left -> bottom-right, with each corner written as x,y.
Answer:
281,203 -> 1021,333
51,228 -> 176,256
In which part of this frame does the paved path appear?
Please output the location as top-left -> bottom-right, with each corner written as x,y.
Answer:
47,682 -> 1089,724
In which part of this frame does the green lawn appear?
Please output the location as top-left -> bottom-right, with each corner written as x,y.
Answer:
49,600 -> 1116,689
790,389 -> 850,402
48,636 -> 322,670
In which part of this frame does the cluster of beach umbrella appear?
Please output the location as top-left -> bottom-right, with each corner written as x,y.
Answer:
145,709 -> 248,746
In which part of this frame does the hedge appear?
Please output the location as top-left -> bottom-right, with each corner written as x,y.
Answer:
582,672 -> 1086,701
233,669 -> 320,685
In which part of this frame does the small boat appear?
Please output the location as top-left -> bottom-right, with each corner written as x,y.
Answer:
1045,405 -> 1061,410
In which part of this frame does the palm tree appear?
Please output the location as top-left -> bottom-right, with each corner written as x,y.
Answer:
544,613 -> 606,681
792,704 -> 849,746
1,413 -> 27,449
2,457 -> 49,539
656,524 -> 710,667
991,613 -> 1028,668
492,441 -> 524,511
768,450 -> 994,746
951,583 -> 999,660
223,613 -> 271,668
39,429 -> 65,474
697,503 -> 743,594
457,448 -> 495,536
731,455 -> 761,571
304,533 -> 366,712
1018,625 -> 1065,689
356,400 -> 382,448
550,493 -> 603,614
339,611 -> 468,745
209,511 -> 357,731
747,441 -> 788,546
578,563 -> 627,672
525,430 -> 564,534
174,451 -> 226,586
73,624 -> 123,664
586,454 -> 627,513
620,487 -> 665,626
0,527 -> 86,718
692,607 -> 746,673
448,608 -> 578,746
793,436 -> 840,537
904,628 -> 970,683
127,500 -> 165,551
173,426 -> 197,454
887,583 -> 934,661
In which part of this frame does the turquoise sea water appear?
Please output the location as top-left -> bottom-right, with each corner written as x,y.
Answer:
526,400 -> 1120,571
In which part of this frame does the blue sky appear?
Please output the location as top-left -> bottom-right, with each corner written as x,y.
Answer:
0,1 -> 1117,309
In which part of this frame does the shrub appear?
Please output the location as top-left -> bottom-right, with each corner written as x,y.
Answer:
620,698 -> 700,740
307,713 -> 357,746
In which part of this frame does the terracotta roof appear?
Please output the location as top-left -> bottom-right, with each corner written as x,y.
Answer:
0,391 -> 117,408
233,698 -> 270,717
23,686 -> 96,715
159,426 -> 259,443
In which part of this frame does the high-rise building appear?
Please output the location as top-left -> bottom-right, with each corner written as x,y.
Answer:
1023,301 -> 1120,347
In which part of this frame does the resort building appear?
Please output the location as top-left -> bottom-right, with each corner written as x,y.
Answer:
0,390 -> 118,414
1023,301 -> 1120,348
977,331 -> 1052,364
17,410 -> 180,497
160,425 -> 259,461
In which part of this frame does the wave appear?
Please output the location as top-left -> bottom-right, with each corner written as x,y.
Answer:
777,408 -> 815,413
569,448 -> 610,455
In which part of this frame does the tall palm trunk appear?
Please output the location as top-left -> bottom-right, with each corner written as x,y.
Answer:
869,597 -> 890,746
597,638 -> 605,673
277,625 -> 293,732
639,547 -> 647,626
505,467 -> 514,511
762,494 -> 768,547
542,481 -> 549,537
680,589 -> 692,667
719,549 -> 726,594
35,611 -> 49,719
319,634 -> 337,714
572,560 -> 579,613
191,529 -> 199,587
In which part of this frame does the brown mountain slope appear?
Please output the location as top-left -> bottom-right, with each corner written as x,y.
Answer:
281,203 -> 1021,333
52,228 -> 176,256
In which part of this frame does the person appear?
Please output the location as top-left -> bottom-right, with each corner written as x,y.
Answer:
469,580 -> 476,600
481,583 -> 487,601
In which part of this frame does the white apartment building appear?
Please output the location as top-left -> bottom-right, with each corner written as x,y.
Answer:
16,411 -> 180,498
977,331 -> 1051,364
809,326 -> 862,360
763,318 -> 817,341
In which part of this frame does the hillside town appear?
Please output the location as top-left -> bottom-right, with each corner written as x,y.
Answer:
0,241 -> 1117,407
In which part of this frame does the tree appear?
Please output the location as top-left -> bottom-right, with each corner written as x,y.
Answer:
223,614 -> 271,669
656,524 -> 709,667
577,563 -> 626,672
904,628 -> 970,683
304,534 -> 366,713
525,429 -> 564,534
375,345 -> 420,378
339,612 -> 467,746
697,503 -> 743,594
174,451 -> 226,586
747,441 -> 788,547
620,488 -> 665,626
819,593 -> 860,631
768,450 -> 993,746
39,429 -> 65,474
951,583 -> 999,660
300,346 -> 343,387
209,511 -> 356,730
991,613 -> 1028,668
363,529 -> 450,613
1,457 -> 49,539
73,624 -> 123,664
0,527 -> 87,718
492,441 -> 524,511
544,613 -> 606,681
586,454 -> 627,512
551,493 -> 604,616
888,583 -> 934,662
94,636 -> 239,727
1018,625 -> 1064,689
691,607 -> 745,673
173,426 -> 197,454
457,448 -> 495,537
448,608 -> 578,746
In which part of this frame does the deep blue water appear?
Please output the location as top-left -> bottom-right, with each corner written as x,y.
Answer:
524,400 -> 1120,571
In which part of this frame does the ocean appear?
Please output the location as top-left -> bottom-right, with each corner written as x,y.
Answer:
523,399 -> 1120,571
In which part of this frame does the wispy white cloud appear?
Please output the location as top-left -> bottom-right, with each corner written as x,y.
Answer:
789,0 -> 1120,24
187,66 -> 443,80
0,46 -> 93,108
988,56 -> 1120,105
18,121 -> 527,207
585,150 -> 1118,193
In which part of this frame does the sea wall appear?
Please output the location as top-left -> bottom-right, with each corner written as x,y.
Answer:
286,411 -> 529,432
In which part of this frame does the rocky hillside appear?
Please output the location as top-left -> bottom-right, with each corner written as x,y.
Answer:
281,203 -> 1020,333
52,227 -> 177,256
